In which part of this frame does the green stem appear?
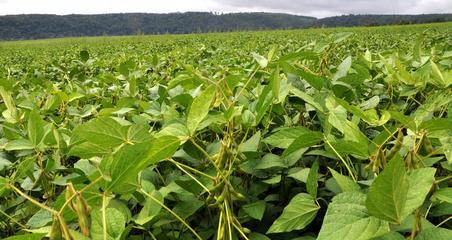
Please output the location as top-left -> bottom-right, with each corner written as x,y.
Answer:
436,216 -> 452,228
140,189 -> 203,240
58,176 -> 103,215
167,158 -> 215,180
102,193 -> 108,240
171,160 -> 211,194
324,138 -> 357,182
9,184 -> 58,215
0,208 -> 27,229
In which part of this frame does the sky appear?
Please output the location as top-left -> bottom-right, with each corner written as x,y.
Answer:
0,0 -> 450,18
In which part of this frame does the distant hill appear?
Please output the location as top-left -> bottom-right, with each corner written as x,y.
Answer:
311,14 -> 452,27
0,12 -> 316,40
0,12 -> 451,40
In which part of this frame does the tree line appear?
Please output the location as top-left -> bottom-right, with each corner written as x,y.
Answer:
0,12 -> 450,40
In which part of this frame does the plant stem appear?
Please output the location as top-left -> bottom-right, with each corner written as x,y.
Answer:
324,138 -> 357,181
171,160 -> 211,194
167,158 -> 215,180
0,208 -> 27,229
436,216 -> 452,228
102,192 -> 108,240
9,184 -> 58,215
58,176 -> 103,215
140,189 -> 203,240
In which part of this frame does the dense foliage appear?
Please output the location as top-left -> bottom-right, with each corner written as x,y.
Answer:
0,23 -> 451,240
1,12 -> 451,40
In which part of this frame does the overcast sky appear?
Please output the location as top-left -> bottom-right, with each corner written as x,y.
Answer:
0,0 -> 451,18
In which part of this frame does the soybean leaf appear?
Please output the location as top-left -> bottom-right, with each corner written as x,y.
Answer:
5,139 -> 34,151
254,84 -> 274,125
328,167 -> 361,193
371,231 -> 405,240
91,207 -> 126,240
252,53 -> 268,68
333,56 -> 352,81
366,156 -> 409,224
281,61 -> 328,90
71,118 -> 151,156
106,136 -> 180,193
242,200 -> 266,221
72,117 -> 129,148
318,192 -> 389,240
80,50 -> 90,62
415,227 -> 452,240
249,233 -> 271,240
0,86 -> 19,123
136,182 -> 163,225
282,131 -> 323,157
3,233 -> 47,240
306,161 -> 319,198
270,66 -> 280,99
267,193 -> 319,233
432,188 -> 452,203
27,109 -> 46,147
238,131 -> 261,153
290,86 -> 325,113
439,136 -> 452,163
401,168 -> 436,219
264,126 -> 320,149
186,85 -> 216,135
0,176 -> 8,195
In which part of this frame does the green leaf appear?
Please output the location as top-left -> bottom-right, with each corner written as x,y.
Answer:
288,168 -> 310,183
91,207 -> 126,240
327,100 -> 369,146
106,136 -> 180,193
371,231 -> 405,240
328,139 -> 369,159
5,139 -> 34,151
0,176 -> 8,195
290,87 -> 325,112
306,161 -> 319,198
80,50 -> 90,62
252,53 -> 268,68
3,233 -> 46,240
439,136 -> 452,163
264,126 -> 320,149
27,109 -> 46,147
282,131 -> 323,157
249,233 -> 271,240
254,84 -> 274,125
318,192 -> 389,240
333,56 -> 352,81
282,62 -> 327,90
0,86 -> 19,123
238,131 -> 261,153
136,182 -> 163,225
71,118 -> 151,156
366,156 -> 409,224
432,188 -> 452,203
415,227 -> 452,240
267,193 -> 319,233
186,85 -> 216,135
270,66 -> 280,100
401,168 -> 436,219
72,117 -> 129,148
242,200 -> 266,221
329,168 -> 361,193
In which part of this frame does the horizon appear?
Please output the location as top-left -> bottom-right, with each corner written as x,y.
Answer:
1,11 -> 451,19
1,0 -> 451,18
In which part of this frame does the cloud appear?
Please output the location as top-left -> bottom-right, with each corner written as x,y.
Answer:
211,0 -> 452,17
0,0 -> 450,18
